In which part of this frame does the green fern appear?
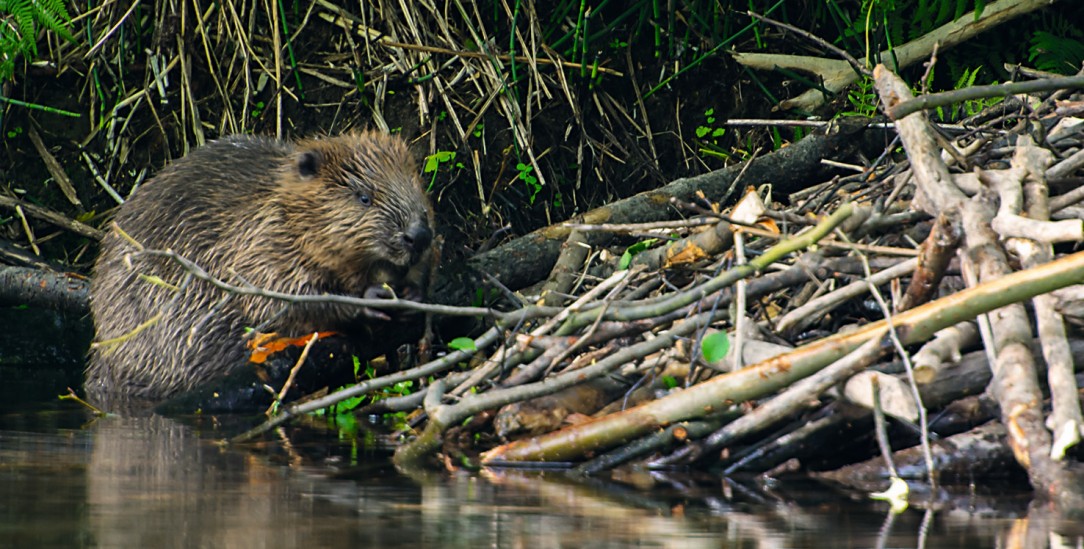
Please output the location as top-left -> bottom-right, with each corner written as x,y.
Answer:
955,66 -> 1000,118
0,28 -> 17,80
0,0 -> 75,81
32,0 -> 73,41
842,75 -> 879,118
1029,31 -> 1084,75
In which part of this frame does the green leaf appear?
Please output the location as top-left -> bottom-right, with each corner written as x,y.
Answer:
618,238 -> 658,269
695,126 -> 710,138
662,375 -> 678,389
701,331 -> 730,365
627,238 -> 657,255
424,151 -> 455,173
334,393 -> 365,412
448,337 -> 476,352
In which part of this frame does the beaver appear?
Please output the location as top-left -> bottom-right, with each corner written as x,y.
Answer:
86,131 -> 435,402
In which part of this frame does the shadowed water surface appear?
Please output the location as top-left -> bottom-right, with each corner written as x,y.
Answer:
2,406 -> 1082,549
2,308 -> 1083,548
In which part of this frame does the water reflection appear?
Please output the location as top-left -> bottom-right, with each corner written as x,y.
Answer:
1,409 -> 1082,548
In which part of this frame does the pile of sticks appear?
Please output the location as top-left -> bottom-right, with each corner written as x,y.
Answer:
232,65 -> 1084,510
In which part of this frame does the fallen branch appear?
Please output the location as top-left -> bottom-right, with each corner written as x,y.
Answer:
733,0 -> 1062,111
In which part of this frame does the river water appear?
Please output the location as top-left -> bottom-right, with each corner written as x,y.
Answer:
2,308 -> 1082,548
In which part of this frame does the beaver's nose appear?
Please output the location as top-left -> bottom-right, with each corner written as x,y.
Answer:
404,221 -> 433,257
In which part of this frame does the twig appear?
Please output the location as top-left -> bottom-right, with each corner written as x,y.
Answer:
266,332 -> 321,416
896,211 -> 961,312
130,247 -> 536,321
859,252 -> 936,485
59,387 -> 108,416
26,125 -> 81,207
888,75 -> 1084,121
377,40 -> 624,77
0,194 -> 104,240
776,257 -> 917,334
564,217 -> 719,233
870,376 -> 899,479
402,306 -> 731,466
14,206 -> 39,256
572,420 -> 726,476
746,10 -> 868,78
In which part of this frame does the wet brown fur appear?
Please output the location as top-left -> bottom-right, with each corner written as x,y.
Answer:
87,131 -> 435,401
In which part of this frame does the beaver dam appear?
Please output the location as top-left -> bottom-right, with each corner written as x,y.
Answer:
220,66 -> 1084,510
1,0 -> 1084,526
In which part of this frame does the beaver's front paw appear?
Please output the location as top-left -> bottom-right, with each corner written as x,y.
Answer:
361,285 -> 395,321
361,284 -> 424,322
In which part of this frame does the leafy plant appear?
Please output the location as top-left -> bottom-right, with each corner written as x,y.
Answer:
516,161 -> 540,203
936,66 -> 1001,121
312,356 -> 415,427
0,0 -> 75,81
957,66 -> 1000,118
424,150 -> 458,191
1029,30 -> 1084,75
695,107 -> 725,140
696,107 -> 728,160
842,75 -> 879,118
846,0 -> 988,52
424,150 -> 457,173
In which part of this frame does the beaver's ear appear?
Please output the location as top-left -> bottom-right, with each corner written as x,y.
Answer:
297,150 -> 322,178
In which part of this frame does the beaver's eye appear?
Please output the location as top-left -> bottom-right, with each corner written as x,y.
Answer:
357,193 -> 372,207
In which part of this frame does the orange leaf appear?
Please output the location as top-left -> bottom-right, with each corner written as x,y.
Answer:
663,241 -> 708,269
757,217 -> 780,234
247,331 -> 337,364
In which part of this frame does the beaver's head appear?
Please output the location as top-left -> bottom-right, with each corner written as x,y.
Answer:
280,131 -> 434,288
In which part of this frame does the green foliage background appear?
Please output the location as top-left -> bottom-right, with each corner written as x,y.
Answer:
0,0 -> 72,81
0,0 -> 1080,266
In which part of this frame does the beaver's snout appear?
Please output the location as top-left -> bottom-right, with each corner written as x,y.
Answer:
404,221 -> 433,261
